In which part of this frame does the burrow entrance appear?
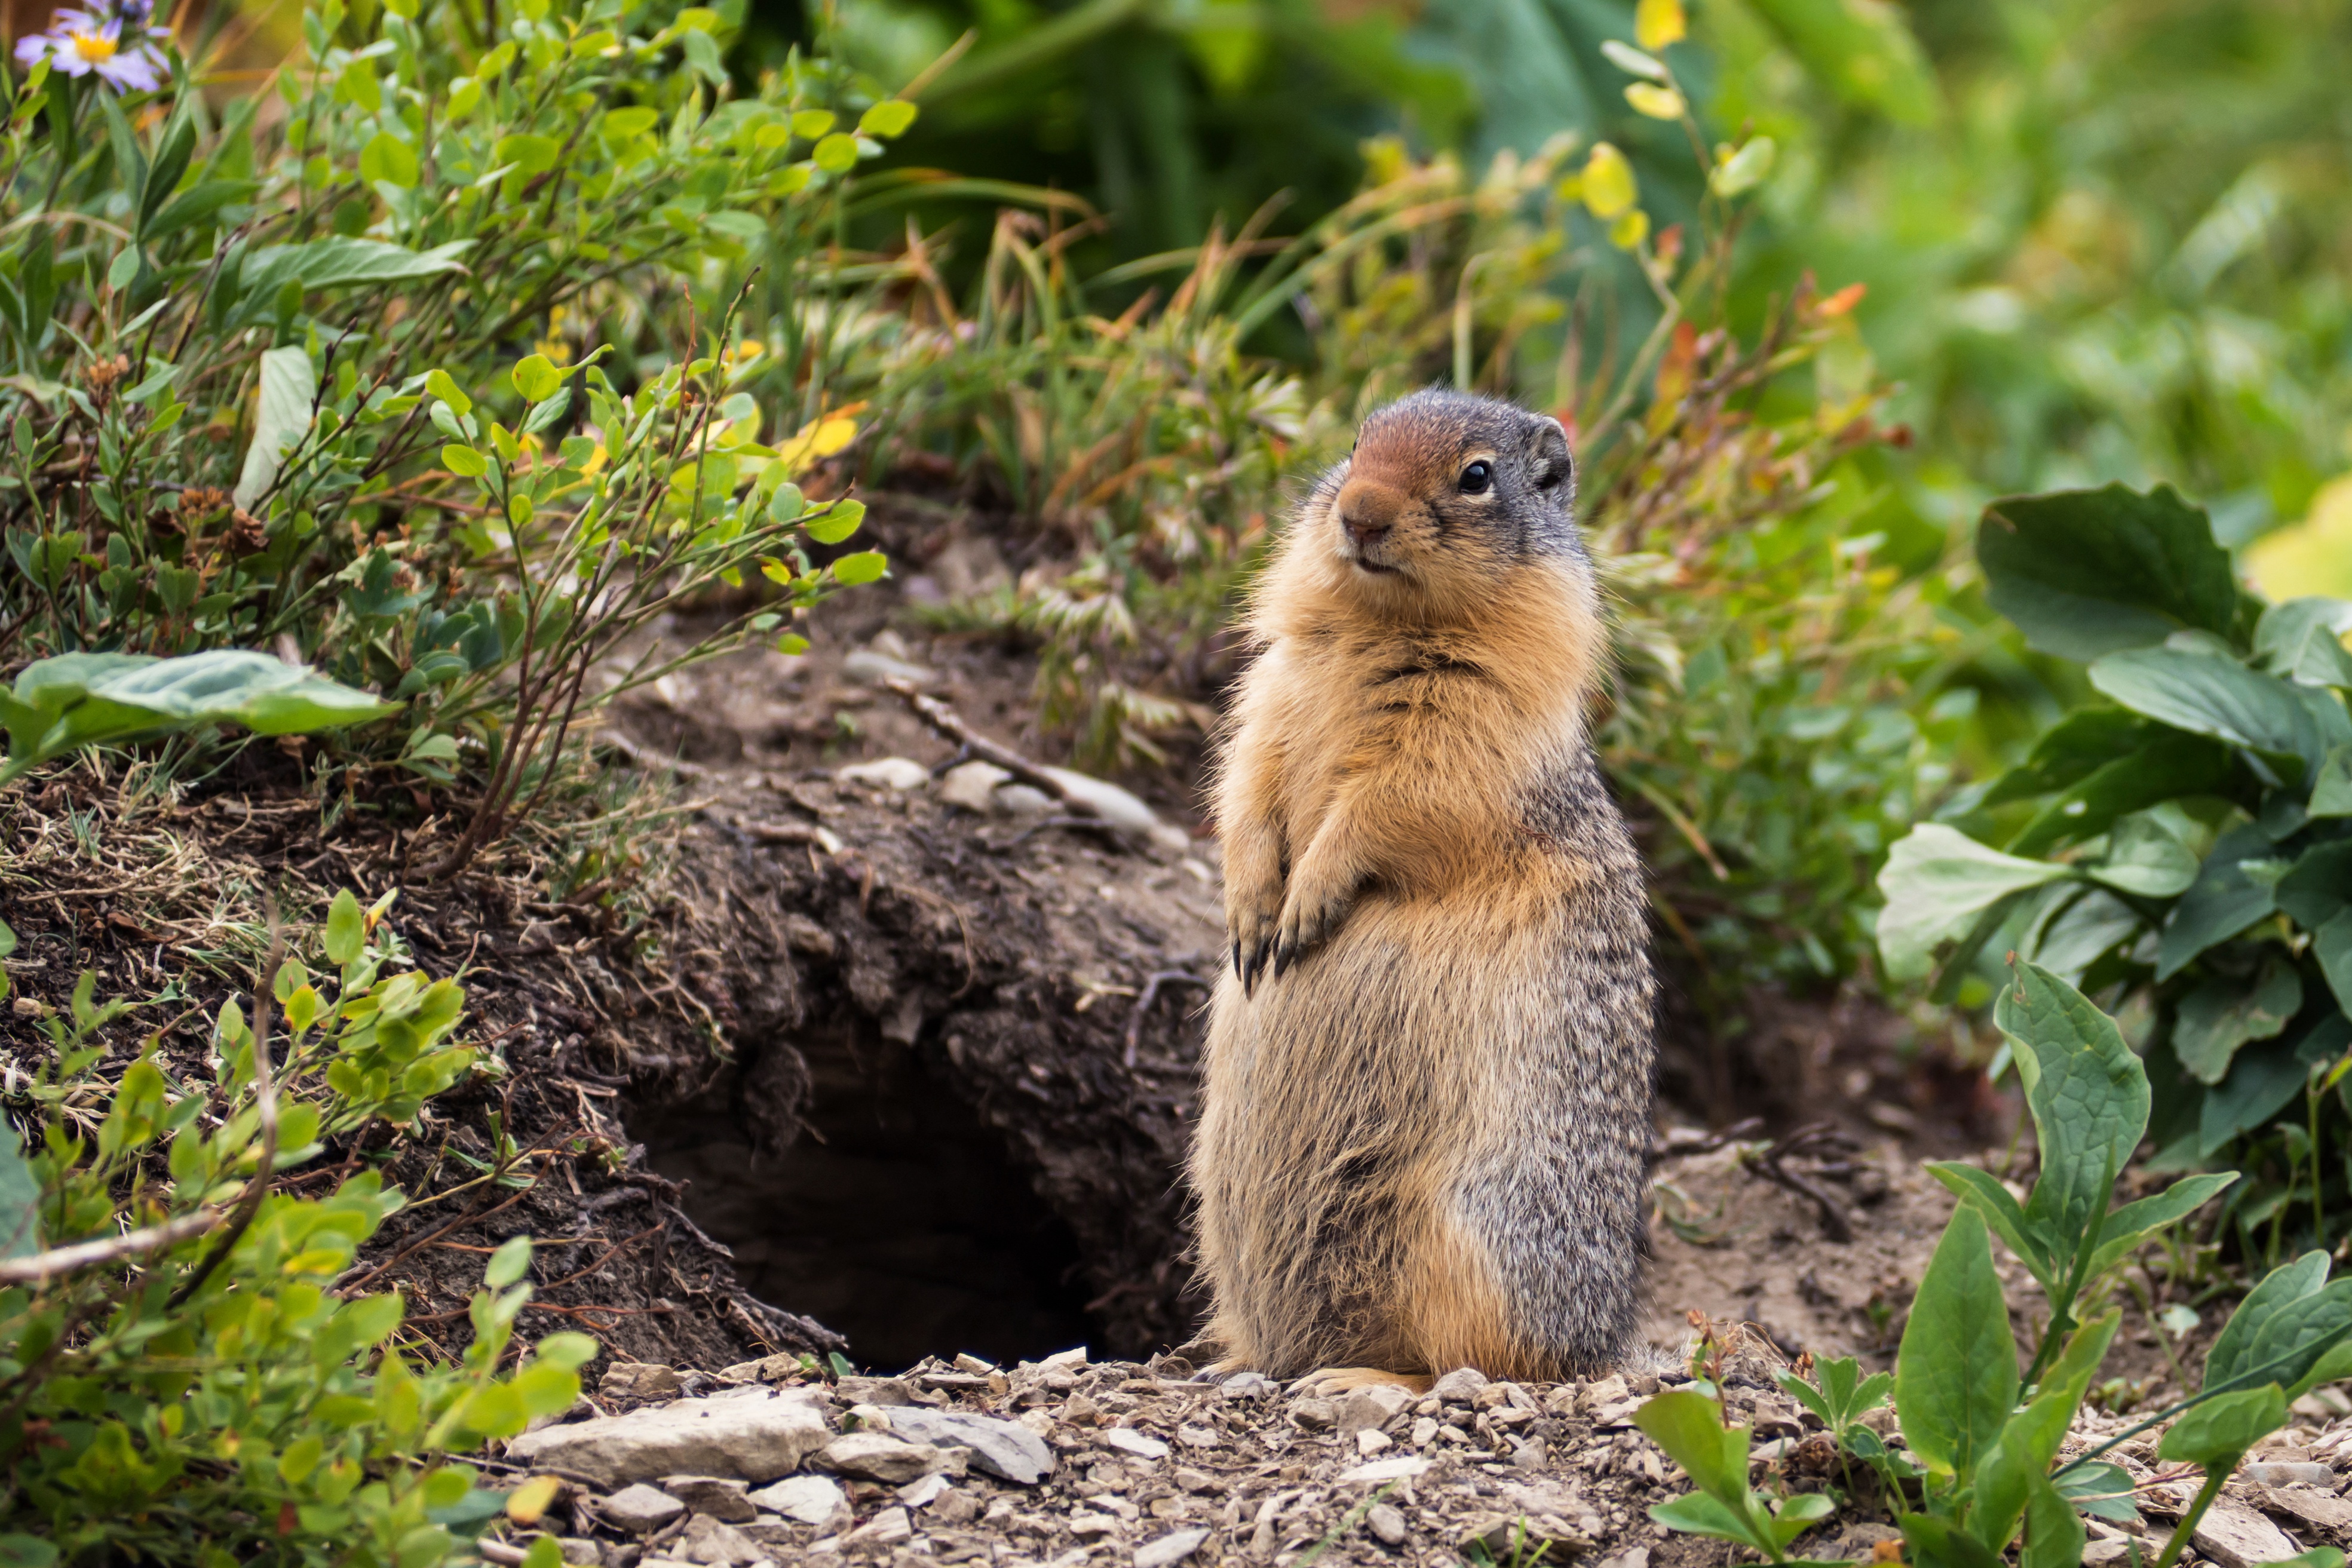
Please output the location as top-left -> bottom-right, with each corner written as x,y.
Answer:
630,1020 -> 1100,1372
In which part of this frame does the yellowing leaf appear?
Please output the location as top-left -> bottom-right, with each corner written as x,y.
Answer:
859,100 -> 917,137
1636,0 -> 1687,50
774,414 -> 860,474
1609,208 -> 1651,249
2247,474 -> 2352,602
1581,143 -> 1637,220
1626,82 -> 1686,119
506,1474 -> 562,1525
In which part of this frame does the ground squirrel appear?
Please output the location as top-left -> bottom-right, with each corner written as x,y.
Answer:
1189,388 -> 1655,1389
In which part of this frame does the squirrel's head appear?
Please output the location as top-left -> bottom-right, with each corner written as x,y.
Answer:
1298,390 -> 1586,622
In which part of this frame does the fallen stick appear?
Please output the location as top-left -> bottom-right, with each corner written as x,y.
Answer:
881,677 -> 1100,819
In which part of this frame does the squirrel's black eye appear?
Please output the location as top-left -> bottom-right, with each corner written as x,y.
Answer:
1459,461 -> 1493,495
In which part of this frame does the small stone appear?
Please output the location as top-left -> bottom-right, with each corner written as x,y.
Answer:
1067,1513 -> 1122,1539
885,1406 -> 1057,1486
1040,767 -> 1160,833
938,762 -> 1011,814
660,1477 -> 755,1523
952,1352 -> 996,1375
715,1354 -> 807,1385
1366,1503 -> 1408,1547
1175,1425 -> 1219,1449
1511,1437 -> 1547,1472
1335,1456 -> 1433,1484
1429,1368 -> 1488,1406
1217,1371 -> 1274,1397
1062,1393 -> 1102,1426
601,1364 -> 684,1402
748,1474 -> 847,1527
1173,1467 -> 1216,1493
1409,1417 -> 1440,1447
1575,1375 -> 1630,1413
559,1539 -> 603,1565
602,1484 -> 687,1535
1102,1427 -> 1170,1461
2190,1498 -> 2296,1568
2240,1460 -> 2335,1489
2263,1484 -> 2352,1532
506,1390 -> 832,1487
1356,1429 -> 1394,1456
1592,1550 -> 1651,1568
836,756 -> 931,791
897,1473 -> 952,1508
1039,1347 -> 1089,1369
992,783 -> 1053,818
930,1490 -> 981,1527
817,1432 -> 946,1484
1336,1385 -> 1415,1436
841,1506 -> 913,1549
1291,1398 -> 1338,1431
2083,1543 -> 2132,1566
1133,1527 -> 1210,1568
833,1377 -> 915,1408
673,1514 -> 766,1567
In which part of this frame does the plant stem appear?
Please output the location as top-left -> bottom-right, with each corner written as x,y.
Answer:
2152,1467 -> 2225,1568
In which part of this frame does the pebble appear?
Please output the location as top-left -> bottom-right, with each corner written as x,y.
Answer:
885,1404 -> 1058,1485
507,1389 -> 832,1487
600,1364 -> 683,1402
1366,1502 -> 1409,1546
671,1514 -> 763,1566
1132,1527 -> 1210,1567
1102,1426 -> 1170,1461
938,760 -> 1012,813
1292,1398 -> 1338,1431
746,1473 -> 845,1526
841,1506 -> 913,1549
2240,1460 -> 2335,1489
898,1472 -> 953,1508
840,649 -> 937,687
600,1484 -> 685,1535
1336,1384 -> 1414,1435
835,756 -> 931,791
815,1431 -> 945,1483
1356,1428 -> 1394,1456
656,1476 -> 753,1523
1429,1368 -> 1488,1405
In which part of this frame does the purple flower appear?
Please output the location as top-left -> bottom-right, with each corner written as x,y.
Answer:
16,7 -> 167,93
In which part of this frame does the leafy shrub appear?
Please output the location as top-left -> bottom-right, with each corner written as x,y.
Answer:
1641,961 -> 2347,1568
1878,483 -> 2352,1257
0,0 -> 903,866
0,891 -> 588,1566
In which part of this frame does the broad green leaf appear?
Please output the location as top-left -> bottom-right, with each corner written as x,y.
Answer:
493,134 -> 560,174
2160,824 -> 2283,980
1978,483 -> 2238,661
2174,958 -> 2302,1085
0,1536 -> 60,1568
2053,1460 -> 2140,1523
858,99 -> 917,137
2315,909 -> 2352,1013
2255,599 -> 2352,688
358,131 -> 419,189
1744,0 -> 1939,122
442,444 -> 487,478
1927,1161 -> 2046,1284
239,237 -> 472,298
425,369 -> 473,416
1875,824 -> 2071,983
2017,1471 -> 2086,1568
2006,731 -> 2237,857
0,1123 -> 40,1259
2159,1383 -> 2285,1468
1633,1391 -> 1753,1506
1896,1205 -> 2019,1481
812,133 -> 860,173
830,550 -> 890,587
485,1234 -> 532,1287
805,499 -> 864,545
1971,1312 -> 2117,1551
2280,841 -> 2352,931
325,889 -> 365,967
1983,708 -> 2159,806
234,345 -> 317,510
2025,887 -> 2142,984
510,354 -> 563,402
2089,1172 -> 2238,1274
2256,1553 -> 2347,1568
1994,961 -> 2148,1260
2312,746 -> 2352,817
2090,646 -> 2328,784
1646,1492 -> 1769,1553
2246,1280 -> 2352,1398
1899,1514 -> 2007,1568
2087,809 -> 2200,897
2209,1251 -> 2329,1388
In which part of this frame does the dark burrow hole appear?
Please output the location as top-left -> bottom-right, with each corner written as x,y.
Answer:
630,1021 -> 1099,1373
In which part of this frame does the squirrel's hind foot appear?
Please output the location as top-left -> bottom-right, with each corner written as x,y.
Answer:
1286,1366 -> 1433,1397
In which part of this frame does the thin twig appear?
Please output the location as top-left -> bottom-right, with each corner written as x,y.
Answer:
1124,969 -> 1209,1068
166,913 -> 284,1309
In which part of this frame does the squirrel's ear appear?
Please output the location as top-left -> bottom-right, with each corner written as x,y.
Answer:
1525,416 -> 1573,493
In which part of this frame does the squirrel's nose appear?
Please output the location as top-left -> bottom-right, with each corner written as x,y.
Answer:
1337,478 -> 1402,545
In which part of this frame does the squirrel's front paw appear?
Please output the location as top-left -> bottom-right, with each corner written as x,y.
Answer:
1229,885 -> 1282,995
1271,877 -> 1355,978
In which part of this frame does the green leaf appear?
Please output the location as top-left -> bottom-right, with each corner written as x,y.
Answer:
425,369 -> 473,417
2054,1461 -> 2141,1523
1977,483 -> 2239,661
2160,824 -> 2284,980
1973,1311 -> 2118,1552
1633,1391 -> 1756,1513
2280,841 -> 2352,932
2088,1172 -> 2239,1275
805,499 -> 864,545
238,237 -> 472,299
1896,1205 -> 2019,1482
510,354 -> 563,402
1647,1492 -> 1771,1554
2174,957 -> 2302,1084
533,1331 -> 600,1370
358,131 -> 420,189
0,1122 -> 41,1260
485,1235 -> 532,1287
0,1536 -> 60,1568
2006,730 -> 2238,857
1926,1161 -> 2047,1284
1875,824 -> 2072,983
858,99 -> 917,137
2255,599 -> 2352,688
441,444 -> 487,478
1899,1514 -> 2007,1568
324,889 -> 365,967
2090,646 -> 2330,784
830,550 -> 890,587
2160,1383 -> 2286,1468
233,345 -> 317,510
2312,746 -> 2352,817
2314,909 -> 2352,1014
1992,961 -> 2149,1264
812,132 -> 861,173
493,134 -> 561,174
2018,1471 -> 2086,1568
2210,1252 -> 2332,1386
2087,809 -> 2200,897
